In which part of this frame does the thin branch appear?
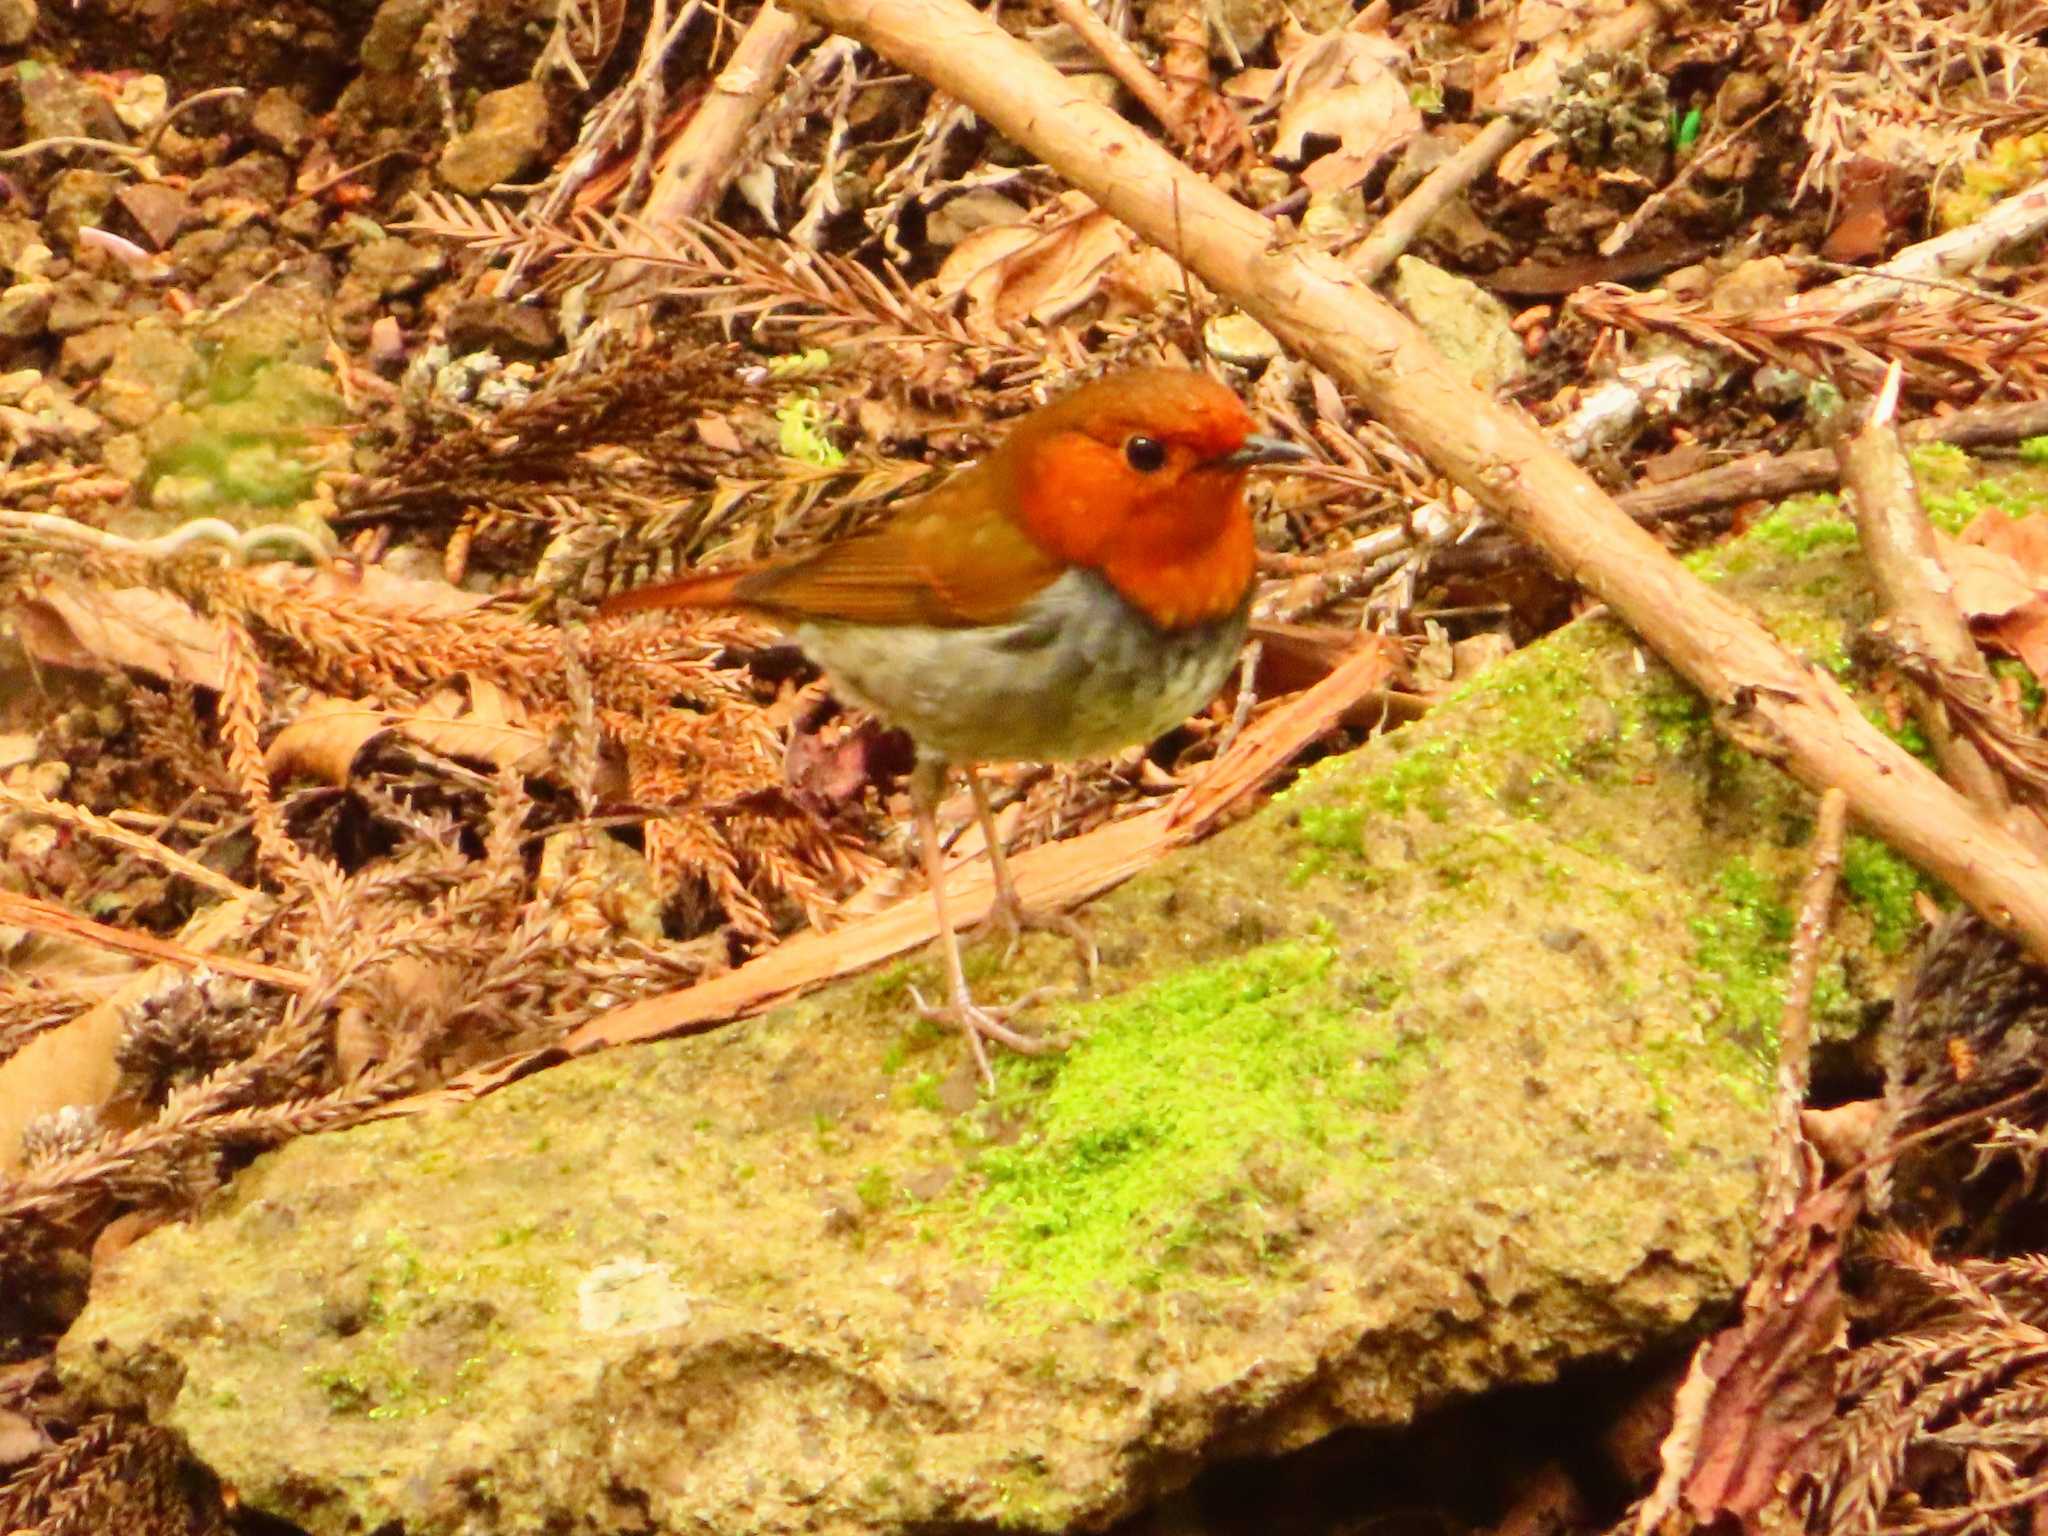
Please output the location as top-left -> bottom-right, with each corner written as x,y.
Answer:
638,1 -> 816,235
1835,364 -> 2016,819
1761,787 -> 1847,1235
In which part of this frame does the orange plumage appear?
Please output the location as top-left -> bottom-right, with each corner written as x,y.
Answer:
601,368 -> 1306,1084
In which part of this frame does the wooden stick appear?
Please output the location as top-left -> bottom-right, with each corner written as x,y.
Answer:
1761,787 -> 1845,1233
1347,115 -> 1525,285
1046,0 -> 1191,150
778,0 -> 2048,963
1618,399 -> 2048,524
640,1 -> 814,233
0,889 -> 309,991
1348,0 -> 1665,282
1835,366 -> 2011,814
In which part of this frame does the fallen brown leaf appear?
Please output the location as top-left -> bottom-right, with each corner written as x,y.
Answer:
1270,24 -> 1419,192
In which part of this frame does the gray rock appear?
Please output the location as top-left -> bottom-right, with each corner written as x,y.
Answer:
14,60 -> 123,144
189,151 -> 289,209
42,168 -> 118,249
347,235 -> 444,299
437,81 -> 551,195
1203,311 -> 1281,367
359,0 -> 437,74
247,88 -> 315,160
92,319 -> 200,430
57,499 -> 1928,1536
44,276 -> 122,339
55,321 -> 126,382
0,281 -> 52,340
1391,257 -> 1530,394
114,183 -> 197,251
0,0 -> 34,48
444,295 -> 557,360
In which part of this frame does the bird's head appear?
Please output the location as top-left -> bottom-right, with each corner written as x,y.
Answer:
995,369 -> 1306,630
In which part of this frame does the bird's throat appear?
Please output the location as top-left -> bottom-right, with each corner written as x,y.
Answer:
1079,500 -> 1249,632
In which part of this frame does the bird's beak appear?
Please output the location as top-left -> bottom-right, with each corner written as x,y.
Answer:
1220,434 -> 1313,468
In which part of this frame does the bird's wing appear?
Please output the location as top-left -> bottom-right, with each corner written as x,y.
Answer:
721,473 -> 1065,628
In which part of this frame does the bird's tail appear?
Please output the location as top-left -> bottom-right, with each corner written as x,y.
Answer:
598,567 -> 753,619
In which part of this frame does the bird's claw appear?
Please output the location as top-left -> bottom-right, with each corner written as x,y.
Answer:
910,982 -> 1061,1089
968,899 -> 1100,992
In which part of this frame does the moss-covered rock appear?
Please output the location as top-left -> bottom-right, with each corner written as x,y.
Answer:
62,492 -> 1994,1536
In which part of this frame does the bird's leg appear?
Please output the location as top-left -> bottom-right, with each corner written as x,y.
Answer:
963,765 -> 1099,989
908,756 -> 1053,1088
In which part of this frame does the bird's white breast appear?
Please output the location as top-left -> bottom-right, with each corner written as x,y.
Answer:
794,567 -> 1248,767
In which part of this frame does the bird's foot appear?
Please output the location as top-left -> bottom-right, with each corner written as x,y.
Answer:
910,980 -> 1062,1090
968,895 -> 1100,992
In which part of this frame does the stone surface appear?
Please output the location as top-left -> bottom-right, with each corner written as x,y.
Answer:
0,281 -> 52,341
14,60 -> 123,144
1391,257 -> 1529,394
113,183 -> 197,251
247,87 -> 315,159
43,275 -> 121,339
60,504 -> 1927,1536
444,295 -> 557,359
437,81 -> 551,195
0,0 -> 34,48
189,151 -> 290,210
41,168 -> 118,250
347,236 -> 445,299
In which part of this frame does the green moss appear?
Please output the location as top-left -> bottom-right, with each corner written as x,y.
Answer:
776,394 -> 845,467
1841,834 -> 1931,954
1286,629 -> 1616,854
1934,130 -> 2048,229
1993,657 -> 2046,715
1865,703 -> 1934,764
142,355 -> 346,512
1747,505 -> 1859,558
1688,859 -> 1793,1058
965,942 -> 1427,1310
1925,475 -> 2048,536
2020,437 -> 2048,465
856,1165 -> 895,1213
1366,741 -> 1457,818
1641,674 -> 1711,753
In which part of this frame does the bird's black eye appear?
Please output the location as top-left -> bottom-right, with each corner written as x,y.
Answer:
1124,435 -> 1167,472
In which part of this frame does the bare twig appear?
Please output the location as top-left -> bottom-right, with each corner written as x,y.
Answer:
0,784 -> 253,900
1598,100 -> 1780,259
1761,787 -> 1847,1234
0,889 -> 308,991
1836,364 -> 2014,816
1347,114 -> 1526,286
1046,0 -> 1191,150
638,1 -> 816,235
1618,398 -> 2048,524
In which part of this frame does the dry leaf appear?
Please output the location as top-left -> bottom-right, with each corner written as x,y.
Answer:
14,582 -> 228,689
0,1408 -> 50,1470
264,695 -> 394,784
1937,521 -> 2048,678
266,678 -> 550,786
9,564 -> 498,692
400,677 -> 550,772
1938,533 -> 2036,620
1963,503 -> 2048,577
1271,23 -> 1419,192
931,194 -> 1132,338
